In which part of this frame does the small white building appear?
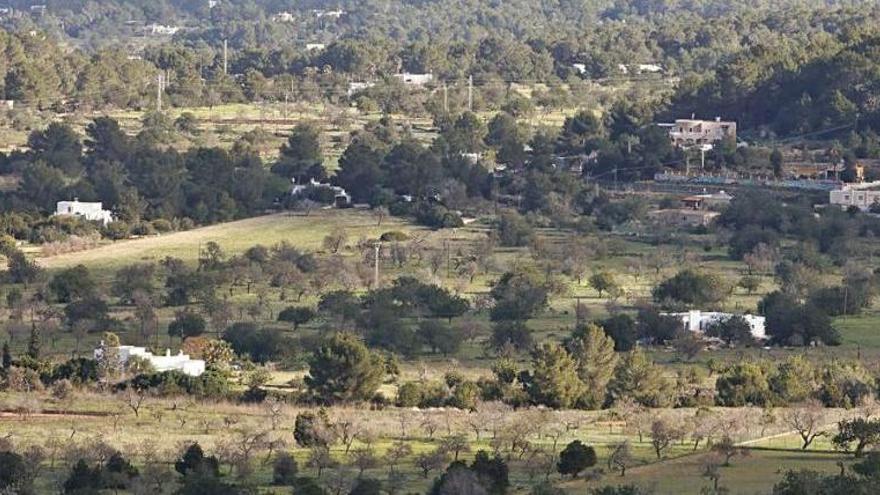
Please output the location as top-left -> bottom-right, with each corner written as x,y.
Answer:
147,24 -> 180,36
55,199 -> 114,225
681,190 -> 734,210
306,43 -> 326,51
273,11 -> 295,22
636,64 -> 663,74
393,73 -> 434,86
461,152 -> 482,165
664,310 -> 766,340
347,81 -> 375,96
829,182 -> 880,211
314,9 -> 345,19
291,178 -> 351,207
95,344 -> 206,377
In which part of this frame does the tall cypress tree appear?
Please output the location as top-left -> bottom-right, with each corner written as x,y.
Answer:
1,341 -> 11,369
26,327 -> 40,361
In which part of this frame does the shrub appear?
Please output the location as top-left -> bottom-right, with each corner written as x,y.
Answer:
272,452 -> 298,485
294,411 -> 329,447
715,362 -> 772,406
51,379 -> 74,400
496,212 -> 534,247
380,231 -> 409,242
557,440 -> 597,478
151,218 -> 174,233
102,221 -> 130,240
395,380 -> 447,408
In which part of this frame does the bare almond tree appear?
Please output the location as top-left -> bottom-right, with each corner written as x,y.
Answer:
349,446 -> 378,477
263,436 -> 288,465
265,397 -> 284,431
784,402 -> 827,450
439,434 -> 470,461
608,441 -> 633,476
324,467 -> 354,495
384,441 -> 412,475
134,440 -> 172,495
308,446 -> 339,478
712,435 -> 750,466
200,418 -> 215,434
415,448 -> 450,478
125,387 -> 148,417
421,414 -> 440,439
651,418 -> 680,459
44,436 -> 64,468
331,412 -> 362,454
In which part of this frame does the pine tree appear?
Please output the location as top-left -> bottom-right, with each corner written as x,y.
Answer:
527,342 -> 585,409
568,323 -> 619,409
304,333 -> 385,403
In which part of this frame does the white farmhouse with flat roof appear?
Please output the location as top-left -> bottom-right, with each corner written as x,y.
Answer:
393,73 -> 434,86
55,199 -> 114,225
829,182 -> 880,211
664,310 -> 766,340
95,344 -> 206,376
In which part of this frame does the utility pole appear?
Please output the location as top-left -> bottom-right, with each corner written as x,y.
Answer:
444,238 -> 450,280
373,243 -> 381,289
156,73 -> 164,112
700,147 -> 706,171
443,82 -> 448,113
467,75 -> 473,112
223,39 -> 228,75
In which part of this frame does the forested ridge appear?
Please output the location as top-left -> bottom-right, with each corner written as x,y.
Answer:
2,0 -> 880,139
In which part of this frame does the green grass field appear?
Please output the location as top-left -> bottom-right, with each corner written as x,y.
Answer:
579,448 -> 848,494
37,209 -> 417,273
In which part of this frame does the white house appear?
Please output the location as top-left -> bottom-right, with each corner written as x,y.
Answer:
461,152 -> 482,165
273,11 -> 295,22
314,9 -> 345,19
658,117 -> 737,149
306,43 -> 326,52
95,344 -> 206,377
393,73 -> 434,86
664,310 -> 766,340
636,63 -> 663,74
291,178 -> 351,207
829,182 -> 880,211
347,81 -> 375,96
148,24 -> 180,36
55,199 -> 114,225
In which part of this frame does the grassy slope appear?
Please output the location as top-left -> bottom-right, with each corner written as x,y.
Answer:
37,210 -> 416,273
578,449 -> 846,494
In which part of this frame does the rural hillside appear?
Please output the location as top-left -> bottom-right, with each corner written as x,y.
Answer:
0,1 -> 880,495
